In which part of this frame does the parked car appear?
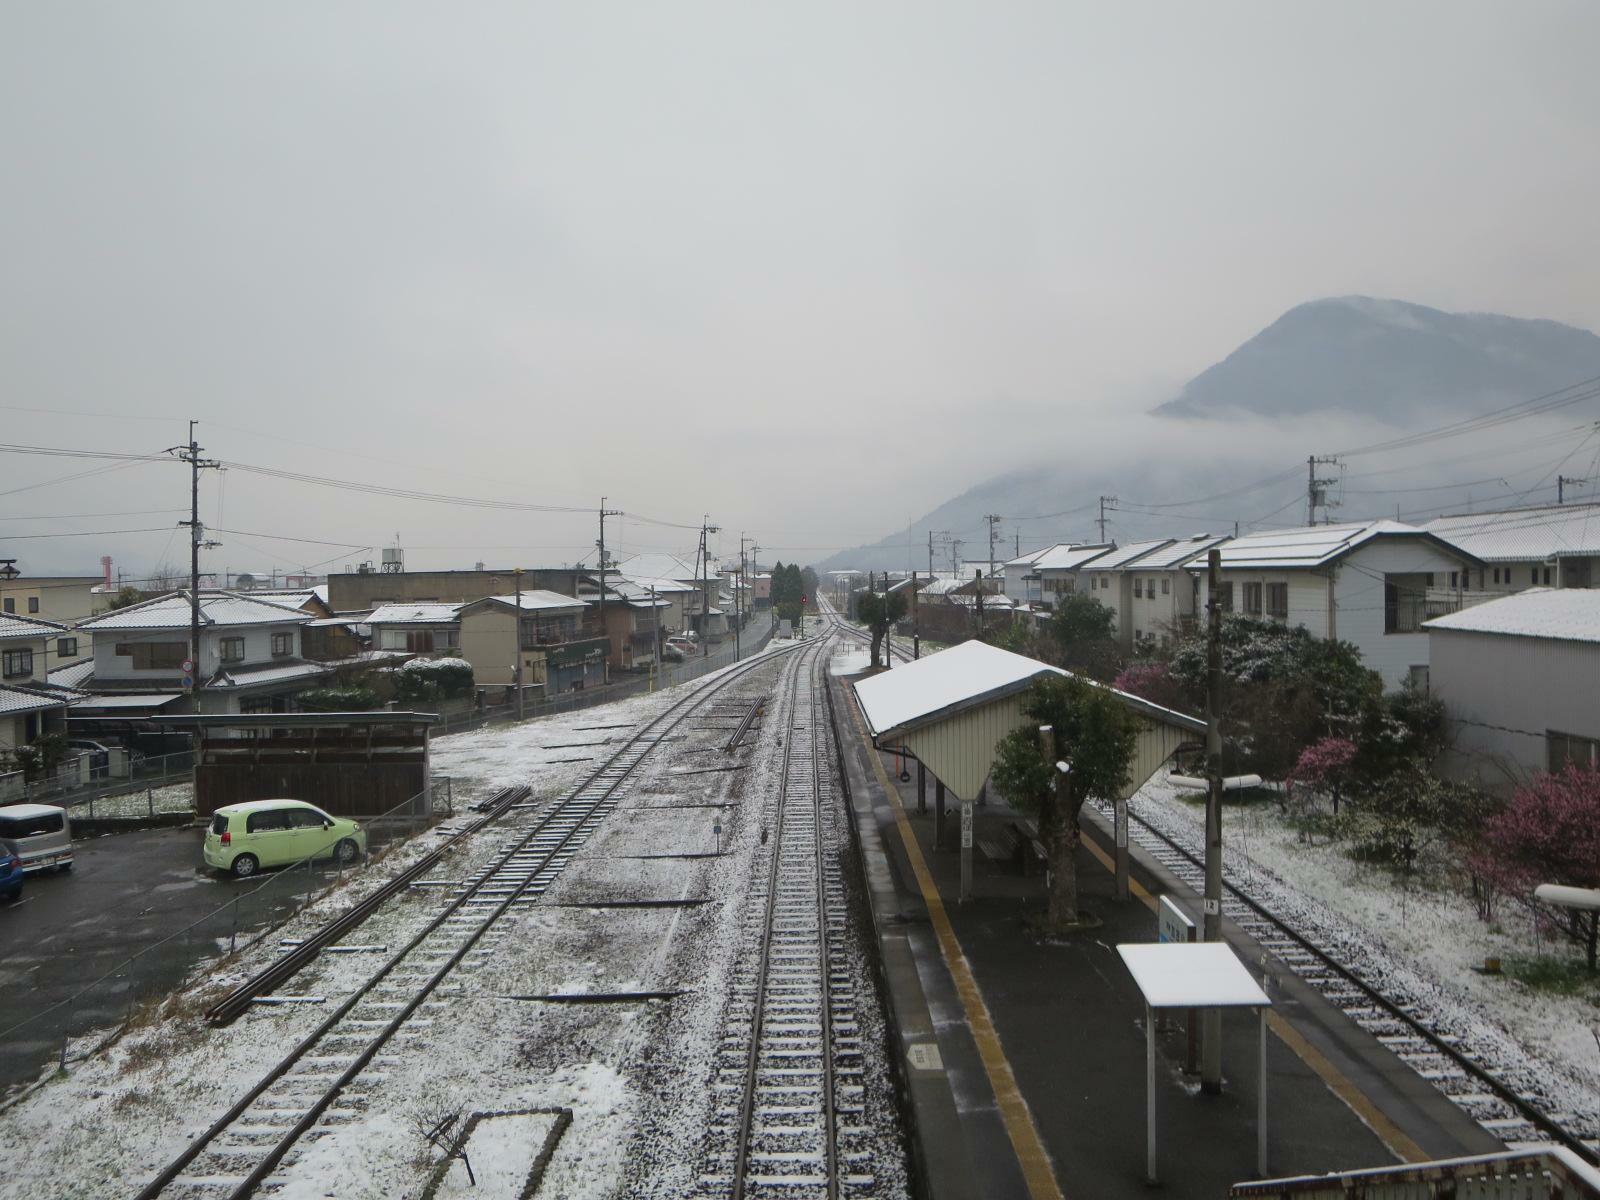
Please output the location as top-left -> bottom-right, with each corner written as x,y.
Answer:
0,839 -> 24,901
660,644 -> 685,663
665,636 -> 696,657
203,800 -> 367,879
0,804 -> 73,873
67,739 -> 112,777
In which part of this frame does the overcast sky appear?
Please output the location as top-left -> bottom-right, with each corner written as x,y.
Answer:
4,2 -> 1598,578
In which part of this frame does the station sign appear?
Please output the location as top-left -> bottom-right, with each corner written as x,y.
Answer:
1158,895 -> 1196,945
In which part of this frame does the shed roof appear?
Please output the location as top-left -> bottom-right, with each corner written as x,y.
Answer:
365,602 -> 463,625
459,590 -> 588,616
77,591 -> 314,631
1206,521 -> 1479,571
1033,543 -> 1116,572
1423,587 -> 1600,644
1117,943 -> 1271,1009
1424,502 -> 1600,563
48,660 -> 96,689
0,612 -> 69,641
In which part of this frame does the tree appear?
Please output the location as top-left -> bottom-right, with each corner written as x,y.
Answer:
856,585 -> 907,667
1112,662 -> 1189,712
106,585 -> 145,611
991,675 -> 1140,932
1287,736 -> 1359,825
1045,593 -> 1122,680
800,566 -> 819,607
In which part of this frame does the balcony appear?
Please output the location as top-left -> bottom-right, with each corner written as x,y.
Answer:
1385,586 -> 1464,634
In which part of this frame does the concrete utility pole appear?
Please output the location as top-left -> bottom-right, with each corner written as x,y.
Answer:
974,567 -> 984,636
985,513 -> 1002,581
911,570 -> 920,660
698,516 -> 720,656
1202,546 -> 1225,1092
1306,456 -> 1340,526
597,498 -> 621,627
174,421 -> 220,706
513,567 -> 524,722
1098,496 -> 1118,542
651,584 -> 661,683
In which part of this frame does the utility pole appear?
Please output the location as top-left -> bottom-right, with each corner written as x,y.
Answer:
173,422 -> 220,707
974,567 -> 984,636
1306,456 -> 1340,526
514,567 -> 525,722
1559,476 -> 1588,504
928,530 -> 935,578
597,498 -> 621,627
911,570 -> 920,660
651,584 -> 661,685
1202,546 -> 1225,1092
699,516 -> 720,656
1098,496 -> 1118,543
985,513 -> 1002,582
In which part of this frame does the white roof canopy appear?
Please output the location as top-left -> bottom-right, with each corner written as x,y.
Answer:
1117,942 -> 1270,1009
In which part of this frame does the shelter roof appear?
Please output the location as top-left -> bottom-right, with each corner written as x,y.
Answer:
1117,942 -> 1271,1009
0,612 -> 70,641
71,692 -> 182,711
1424,587 -> 1600,644
1033,543 -> 1116,572
365,602 -> 463,625
208,660 -> 332,689
1206,521 -> 1479,571
77,591 -> 315,631
1424,502 -> 1600,563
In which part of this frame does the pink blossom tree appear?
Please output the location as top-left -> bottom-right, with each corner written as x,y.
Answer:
1287,736 -> 1359,816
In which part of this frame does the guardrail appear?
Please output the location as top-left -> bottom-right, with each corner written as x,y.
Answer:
1230,1148 -> 1600,1199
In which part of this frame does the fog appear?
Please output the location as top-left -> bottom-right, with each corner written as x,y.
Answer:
4,3 -> 1599,577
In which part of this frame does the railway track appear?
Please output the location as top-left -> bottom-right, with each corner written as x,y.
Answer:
135,641 -> 802,1200
1094,790 -> 1600,1165
698,627 -> 881,1199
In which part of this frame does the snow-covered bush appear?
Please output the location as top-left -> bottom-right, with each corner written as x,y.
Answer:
395,656 -> 475,704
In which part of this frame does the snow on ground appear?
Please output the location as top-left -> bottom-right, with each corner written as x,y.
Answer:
1132,775 -> 1600,1133
71,781 -> 196,820
0,640 -> 829,1198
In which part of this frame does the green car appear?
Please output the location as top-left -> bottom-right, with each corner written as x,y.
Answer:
204,799 -> 367,878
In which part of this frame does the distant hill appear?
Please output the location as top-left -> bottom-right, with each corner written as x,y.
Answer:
1155,296 -> 1600,419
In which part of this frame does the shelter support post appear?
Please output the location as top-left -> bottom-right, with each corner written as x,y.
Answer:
917,761 -> 926,815
1146,1001 -> 1157,1184
935,778 -> 946,849
959,799 -> 973,903
1258,1005 -> 1268,1177
1114,796 -> 1130,901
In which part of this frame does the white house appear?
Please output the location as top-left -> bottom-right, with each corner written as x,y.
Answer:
1425,502 -> 1600,593
1193,521 -> 1481,689
1076,538 -> 1174,648
365,603 -> 464,654
1426,588 -> 1600,789
75,591 -> 328,715
0,613 -> 76,750
1030,543 -> 1116,610
1001,547 -> 1051,606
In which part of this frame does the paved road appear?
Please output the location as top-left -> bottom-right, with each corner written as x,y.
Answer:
0,826 -> 340,1098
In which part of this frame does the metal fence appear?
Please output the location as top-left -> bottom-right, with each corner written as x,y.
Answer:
1230,1148 -> 1600,1199
0,778 -> 453,1097
0,749 -> 196,810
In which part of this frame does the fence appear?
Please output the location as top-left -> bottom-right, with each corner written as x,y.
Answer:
1229,1148 -> 1600,1199
0,778 -> 452,1098
0,749 -> 196,811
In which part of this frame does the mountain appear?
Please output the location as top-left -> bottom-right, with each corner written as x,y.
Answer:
1155,296 -> 1600,419
817,297 -> 1600,572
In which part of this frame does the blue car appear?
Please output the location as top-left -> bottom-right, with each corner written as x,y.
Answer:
0,839 -> 23,903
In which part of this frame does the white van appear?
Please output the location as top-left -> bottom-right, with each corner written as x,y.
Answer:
0,803 -> 74,873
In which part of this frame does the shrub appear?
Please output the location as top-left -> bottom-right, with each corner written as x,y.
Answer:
296,686 -> 381,712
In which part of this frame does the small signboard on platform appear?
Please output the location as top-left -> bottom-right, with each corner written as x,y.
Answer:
1158,895 -> 1196,945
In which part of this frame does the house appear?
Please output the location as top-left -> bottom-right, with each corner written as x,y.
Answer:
1029,543 -> 1117,611
247,588 -> 362,659
366,603 -> 463,655
1424,502 -> 1600,593
457,592 -> 608,698
615,574 -> 700,636
1082,534 -> 1230,650
327,567 -> 586,614
73,590 -> 331,716
0,613 -> 76,751
1001,548 -> 1051,605
1425,589 -> 1600,789
0,574 -> 107,628
1194,521 -> 1481,689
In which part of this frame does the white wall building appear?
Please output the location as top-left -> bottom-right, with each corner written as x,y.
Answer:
1426,589 -> 1600,789
1001,547 -> 1051,606
1030,543 -> 1116,610
1425,502 -> 1600,593
1194,521 -> 1480,689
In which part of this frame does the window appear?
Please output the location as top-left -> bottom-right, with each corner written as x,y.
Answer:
56,637 -> 77,657
285,807 -> 327,829
1147,578 -> 1157,598
1217,581 -> 1233,613
271,632 -> 293,658
116,641 -> 187,670
1242,582 -> 1263,615
1161,577 -> 1170,595
246,808 -> 290,833
1548,731 -> 1600,772
0,809 -> 64,838
219,636 -> 245,663
1449,571 -> 1457,589
27,597 -> 39,613
1134,578 -> 1143,598
2,648 -> 33,679
1,598 -> 11,613
1266,582 -> 1289,620
1543,567 -> 1553,586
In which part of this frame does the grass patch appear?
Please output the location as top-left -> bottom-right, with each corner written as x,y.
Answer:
1501,954 -> 1600,1001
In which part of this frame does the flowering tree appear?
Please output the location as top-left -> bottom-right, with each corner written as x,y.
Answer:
1112,662 -> 1189,712
1476,766 -> 1600,968
1288,736 -> 1359,816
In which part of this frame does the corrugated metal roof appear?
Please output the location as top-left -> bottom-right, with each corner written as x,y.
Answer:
1424,587 -> 1600,643
72,692 -> 182,710
365,602 -> 463,625
1088,539 -> 1176,571
1131,533 -> 1231,570
210,661 -> 332,688
1210,520 -> 1470,570
0,685 -> 69,716
1425,503 -> 1600,563
0,612 -> 68,642
77,591 -> 315,631
1033,543 -> 1116,572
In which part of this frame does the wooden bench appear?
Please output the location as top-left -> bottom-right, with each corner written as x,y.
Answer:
1009,821 -> 1048,875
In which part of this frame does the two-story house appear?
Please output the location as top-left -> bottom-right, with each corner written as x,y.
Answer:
1082,533 -> 1230,649
457,592 -> 608,699
73,591 -> 329,716
1425,502 -> 1600,593
365,603 -> 464,655
1030,543 -> 1116,611
0,613 -> 76,750
1002,547 -> 1051,606
1193,521 -> 1481,689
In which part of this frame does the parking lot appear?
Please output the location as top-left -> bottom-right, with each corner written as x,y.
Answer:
0,824 -> 347,1098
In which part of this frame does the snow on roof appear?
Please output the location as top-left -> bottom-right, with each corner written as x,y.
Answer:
1130,533 -> 1230,570
365,602 -> 463,625
1424,587 -> 1600,644
1117,942 -> 1272,1009
1424,502 -> 1600,563
461,591 -> 588,614
48,659 -> 96,689
1003,546 -> 1054,568
1088,539 -> 1176,571
1209,520 -> 1475,571
617,554 -> 701,582
1033,543 -> 1116,572
0,803 -> 67,819
0,685 -> 70,716
209,661 -> 332,688
0,612 -> 69,641
77,591 -> 315,631
853,641 -> 1063,738
72,692 -> 182,710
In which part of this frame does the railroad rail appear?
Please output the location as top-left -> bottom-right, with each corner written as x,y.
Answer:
700,627 -> 877,1199
136,640 -> 803,1200
1094,793 -> 1600,1166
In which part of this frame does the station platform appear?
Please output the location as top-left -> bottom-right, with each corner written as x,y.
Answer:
828,671 -> 1501,1200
